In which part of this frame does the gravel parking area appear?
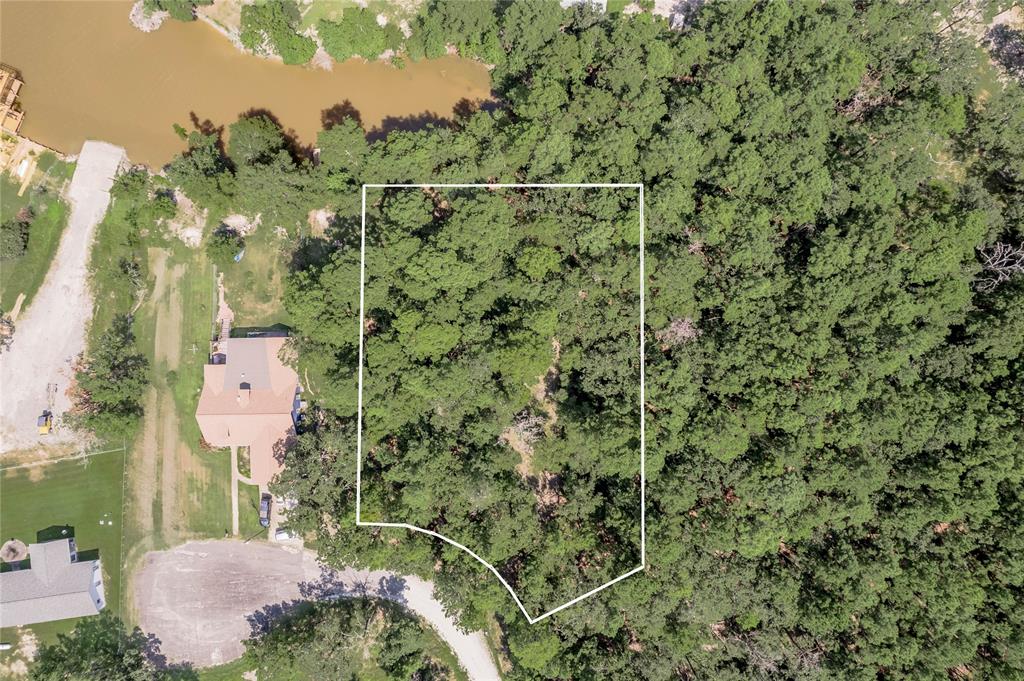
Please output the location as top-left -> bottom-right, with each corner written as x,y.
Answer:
133,540 -> 500,679
0,140 -> 124,454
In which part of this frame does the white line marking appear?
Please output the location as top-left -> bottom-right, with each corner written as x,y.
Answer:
356,184 -> 367,524
639,183 -> 646,568
356,183 -> 646,623
0,444 -> 126,472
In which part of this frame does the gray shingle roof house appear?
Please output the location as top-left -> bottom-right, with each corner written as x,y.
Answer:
0,538 -> 106,626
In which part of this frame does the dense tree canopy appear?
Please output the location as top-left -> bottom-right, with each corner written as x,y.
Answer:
240,0 -> 316,66
166,0 -> 1024,678
242,598 -> 457,680
319,9 -> 403,62
336,186 -> 644,612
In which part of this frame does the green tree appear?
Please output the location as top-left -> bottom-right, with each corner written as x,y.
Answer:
32,611 -> 178,681
240,0 -> 316,65
166,130 -> 234,213
73,314 -> 149,437
318,10 -> 402,62
165,2 -> 1024,676
142,0 -> 211,22
0,208 -> 32,260
227,114 -> 286,167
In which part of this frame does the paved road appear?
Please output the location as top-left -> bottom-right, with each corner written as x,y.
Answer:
134,540 -> 501,680
0,141 -> 125,454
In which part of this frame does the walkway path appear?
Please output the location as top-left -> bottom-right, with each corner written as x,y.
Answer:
230,446 -> 240,535
134,540 -> 501,680
0,140 -> 125,453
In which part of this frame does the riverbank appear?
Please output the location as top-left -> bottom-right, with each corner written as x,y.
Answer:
134,0 -> 420,70
0,0 -> 491,168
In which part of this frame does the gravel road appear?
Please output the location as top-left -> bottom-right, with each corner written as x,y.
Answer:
133,540 -> 501,680
0,141 -> 125,454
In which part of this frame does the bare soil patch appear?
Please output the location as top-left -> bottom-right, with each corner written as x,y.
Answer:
165,190 -> 205,248
0,628 -> 38,678
499,338 -> 566,514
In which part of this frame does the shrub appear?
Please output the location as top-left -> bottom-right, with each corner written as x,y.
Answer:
0,209 -> 32,260
207,227 -> 244,268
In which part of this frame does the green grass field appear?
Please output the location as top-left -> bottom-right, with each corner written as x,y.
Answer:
219,223 -> 291,329
0,155 -> 75,312
0,449 -> 126,647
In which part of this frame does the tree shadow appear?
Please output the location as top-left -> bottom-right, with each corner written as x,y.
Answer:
271,432 -> 298,469
245,599 -> 308,637
452,96 -> 502,122
188,113 -> 225,140
229,324 -> 292,338
36,525 -> 74,542
141,632 -> 200,679
321,100 -> 363,130
290,235 -> 333,273
366,111 -> 450,142
985,24 -> 1024,80
183,113 -> 230,164
289,213 -> 361,272
298,565 -> 409,605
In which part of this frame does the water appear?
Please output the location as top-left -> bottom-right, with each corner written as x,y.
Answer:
0,1 -> 492,167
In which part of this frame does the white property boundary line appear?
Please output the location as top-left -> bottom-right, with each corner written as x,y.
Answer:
356,183 -> 646,624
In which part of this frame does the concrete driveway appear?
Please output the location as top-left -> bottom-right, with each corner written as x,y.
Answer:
133,540 -> 501,680
0,140 -> 125,454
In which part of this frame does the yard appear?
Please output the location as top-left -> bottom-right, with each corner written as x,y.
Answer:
218,219 -> 291,329
0,449 -> 126,652
0,154 -> 75,313
87,183 -> 271,626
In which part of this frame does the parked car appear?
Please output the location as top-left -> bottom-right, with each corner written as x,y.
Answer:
259,493 -> 272,528
274,528 -> 293,542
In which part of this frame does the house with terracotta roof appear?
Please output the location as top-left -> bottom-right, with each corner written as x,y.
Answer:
195,335 -> 300,486
0,538 -> 105,627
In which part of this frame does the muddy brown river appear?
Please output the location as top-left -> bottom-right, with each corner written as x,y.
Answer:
0,1 -> 491,167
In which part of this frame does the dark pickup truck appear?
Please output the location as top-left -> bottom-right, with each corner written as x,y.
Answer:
259,493 -> 272,528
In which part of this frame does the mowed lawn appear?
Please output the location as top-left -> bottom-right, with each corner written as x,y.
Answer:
0,449 -> 125,646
